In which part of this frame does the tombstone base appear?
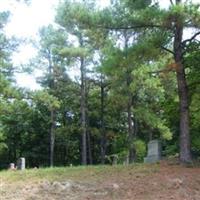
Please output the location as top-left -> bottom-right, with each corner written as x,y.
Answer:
144,155 -> 161,163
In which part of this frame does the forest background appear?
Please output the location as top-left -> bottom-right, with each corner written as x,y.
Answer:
0,0 -> 200,168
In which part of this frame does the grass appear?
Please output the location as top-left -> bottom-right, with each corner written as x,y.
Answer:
0,163 -> 159,183
1,163 -> 199,200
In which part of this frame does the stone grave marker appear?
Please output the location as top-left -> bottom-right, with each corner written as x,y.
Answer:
144,140 -> 161,163
112,155 -> 118,165
17,157 -> 26,170
9,163 -> 15,170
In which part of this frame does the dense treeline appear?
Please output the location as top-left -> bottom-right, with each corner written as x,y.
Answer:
0,0 -> 200,168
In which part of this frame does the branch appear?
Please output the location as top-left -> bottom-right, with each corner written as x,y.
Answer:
169,0 -> 174,5
87,78 -> 110,88
96,24 -> 164,30
182,31 -> 200,46
161,46 -> 175,55
181,31 -> 200,55
149,68 -> 174,75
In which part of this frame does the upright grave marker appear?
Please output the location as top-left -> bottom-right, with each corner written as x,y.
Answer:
9,163 -> 15,170
144,140 -> 161,163
17,157 -> 25,170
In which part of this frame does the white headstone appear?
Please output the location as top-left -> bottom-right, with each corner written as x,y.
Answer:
17,157 -> 25,170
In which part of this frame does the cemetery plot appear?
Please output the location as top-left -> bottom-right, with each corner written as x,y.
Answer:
1,162 -> 200,200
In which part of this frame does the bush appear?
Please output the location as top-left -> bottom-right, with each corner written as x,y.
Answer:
134,139 -> 146,162
164,144 -> 178,156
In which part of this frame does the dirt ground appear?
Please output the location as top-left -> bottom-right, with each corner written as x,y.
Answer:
1,161 -> 200,200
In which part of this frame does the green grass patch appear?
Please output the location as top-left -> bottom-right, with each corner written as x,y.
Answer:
0,163 -> 160,184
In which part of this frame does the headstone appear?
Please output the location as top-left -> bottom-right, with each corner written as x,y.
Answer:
123,155 -> 129,166
9,163 -> 15,170
17,157 -> 25,170
112,155 -> 118,165
144,140 -> 161,163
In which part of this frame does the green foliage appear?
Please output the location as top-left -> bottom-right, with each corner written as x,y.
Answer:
133,107 -> 172,140
191,132 -> 200,157
59,47 -> 90,58
164,144 -> 178,156
0,130 -> 8,154
33,90 -> 60,110
0,0 -> 200,168
190,92 -> 200,157
122,0 -> 152,10
0,11 -> 10,28
55,0 -> 93,34
134,139 -> 146,162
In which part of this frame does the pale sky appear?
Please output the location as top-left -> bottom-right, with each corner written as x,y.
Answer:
0,0 -> 199,90
0,0 -> 60,89
0,0 -> 110,89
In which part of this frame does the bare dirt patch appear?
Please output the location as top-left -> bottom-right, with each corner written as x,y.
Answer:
1,162 -> 200,200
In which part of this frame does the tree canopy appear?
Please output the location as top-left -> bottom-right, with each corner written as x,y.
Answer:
0,0 -> 200,168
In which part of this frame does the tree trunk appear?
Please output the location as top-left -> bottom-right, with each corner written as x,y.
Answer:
127,97 -> 135,163
134,118 -> 138,137
100,74 -> 107,164
80,56 -> 87,165
149,129 -> 153,141
124,31 -> 135,163
174,0 -> 192,163
87,131 -> 93,164
50,109 -> 56,167
48,50 -> 56,167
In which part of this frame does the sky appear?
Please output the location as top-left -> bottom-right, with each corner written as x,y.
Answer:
0,0 -> 110,89
0,0 -> 59,60
0,0 -> 199,90
0,0 -> 60,89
